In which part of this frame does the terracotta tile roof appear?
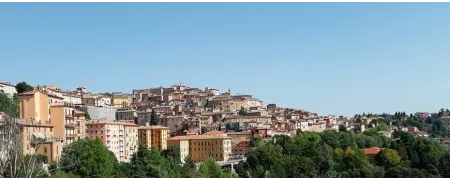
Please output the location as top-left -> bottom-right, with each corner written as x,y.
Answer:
204,130 -> 226,135
137,125 -> 169,130
168,134 -> 231,141
86,120 -> 137,126
363,147 -> 382,155
228,130 -> 252,135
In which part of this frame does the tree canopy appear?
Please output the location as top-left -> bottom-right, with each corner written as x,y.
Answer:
59,138 -> 119,178
15,81 -> 33,94
150,109 -> 158,125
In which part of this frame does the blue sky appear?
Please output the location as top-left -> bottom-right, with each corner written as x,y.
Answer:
1,3 -> 450,116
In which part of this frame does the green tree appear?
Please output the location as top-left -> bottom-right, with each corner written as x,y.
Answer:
0,93 -> 18,117
59,138 -> 119,178
15,81 -> 33,94
198,157 -> 223,178
250,137 -> 263,147
150,109 -> 158,125
118,162 -> 133,178
181,155 -> 198,178
161,147 -> 180,161
338,124 -> 348,132
375,149 -> 401,168
376,123 -> 389,132
129,144 -> 151,177
238,107 -> 247,116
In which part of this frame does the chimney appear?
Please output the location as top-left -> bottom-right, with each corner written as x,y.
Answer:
145,122 -> 150,127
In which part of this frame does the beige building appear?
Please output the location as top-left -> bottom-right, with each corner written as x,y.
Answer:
82,95 -> 112,107
157,116 -> 185,136
167,133 -> 232,163
86,120 -> 138,162
137,123 -> 170,151
223,115 -> 271,124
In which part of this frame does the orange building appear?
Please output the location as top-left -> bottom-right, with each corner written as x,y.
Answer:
17,119 -> 64,164
18,90 -> 50,123
138,123 -> 170,151
17,90 -> 68,163
48,103 -> 86,145
167,133 -> 232,163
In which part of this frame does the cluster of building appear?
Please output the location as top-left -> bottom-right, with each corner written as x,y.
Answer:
2,81 -> 442,165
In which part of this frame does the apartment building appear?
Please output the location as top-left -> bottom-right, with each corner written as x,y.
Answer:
17,119 -> 64,164
116,109 -> 137,120
227,131 -> 252,158
78,105 -> 116,120
86,120 -> 138,162
166,139 -> 190,163
0,82 -> 16,98
113,94 -> 131,109
167,134 -> 232,163
223,115 -> 272,124
137,123 -> 170,151
82,95 -> 112,107
157,116 -> 184,136
49,102 -> 87,145
62,92 -> 82,105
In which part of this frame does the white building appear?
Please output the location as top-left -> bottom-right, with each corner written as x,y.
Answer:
0,82 -> 16,98
124,124 -> 138,162
82,106 -> 116,120
62,93 -> 82,105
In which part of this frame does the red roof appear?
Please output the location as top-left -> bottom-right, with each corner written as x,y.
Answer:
363,147 -> 382,155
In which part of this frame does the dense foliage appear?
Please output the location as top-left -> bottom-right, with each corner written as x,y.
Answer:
15,81 -> 33,94
235,130 -> 450,178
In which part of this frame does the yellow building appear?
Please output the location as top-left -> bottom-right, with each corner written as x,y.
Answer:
138,123 -> 170,151
167,134 -> 232,163
113,95 -> 131,109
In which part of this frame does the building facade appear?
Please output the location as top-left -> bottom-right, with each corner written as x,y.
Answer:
81,106 -> 116,120
0,82 -> 16,98
167,134 -> 232,163
137,123 -> 170,151
86,120 -> 138,162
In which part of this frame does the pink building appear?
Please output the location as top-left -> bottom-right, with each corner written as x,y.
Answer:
86,120 -> 138,162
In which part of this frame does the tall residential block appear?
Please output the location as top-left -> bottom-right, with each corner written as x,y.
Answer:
86,120 -> 138,162
48,102 -> 87,145
137,123 -> 170,151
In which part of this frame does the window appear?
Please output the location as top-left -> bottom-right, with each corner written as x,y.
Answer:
44,147 -> 48,153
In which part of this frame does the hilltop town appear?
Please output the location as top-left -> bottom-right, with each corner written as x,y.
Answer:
1,81 -> 450,178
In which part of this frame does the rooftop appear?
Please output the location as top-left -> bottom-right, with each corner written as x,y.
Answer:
204,130 -> 226,135
137,125 -> 170,130
168,134 -> 231,141
86,120 -> 137,126
363,147 -> 382,155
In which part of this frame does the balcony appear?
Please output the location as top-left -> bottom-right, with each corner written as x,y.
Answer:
66,134 -> 76,138
65,123 -> 77,128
